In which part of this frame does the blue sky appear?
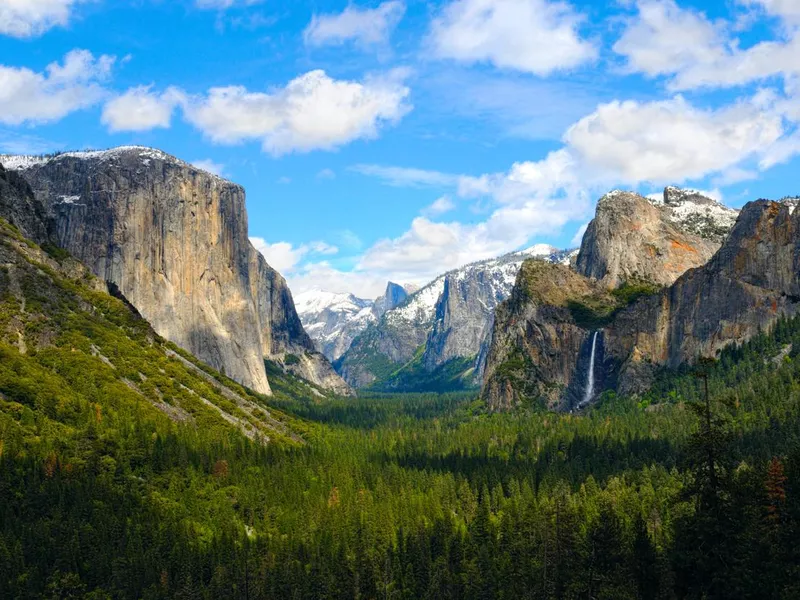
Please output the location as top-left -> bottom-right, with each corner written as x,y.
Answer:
1,0 -> 800,297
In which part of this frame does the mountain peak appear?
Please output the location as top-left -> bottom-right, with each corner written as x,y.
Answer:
0,146 -> 232,185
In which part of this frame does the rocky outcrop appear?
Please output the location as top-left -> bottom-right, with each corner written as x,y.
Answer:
483,198 -> 800,409
1,147 -> 349,396
606,199 -> 800,394
372,282 -> 410,317
576,189 -> 737,288
250,252 -> 352,395
481,260 -> 615,410
423,268 -> 509,374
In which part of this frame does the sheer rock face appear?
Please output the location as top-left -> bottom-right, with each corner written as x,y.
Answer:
251,252 -> 352,396
2,147 -> 350,396
481,261 -> 613,410
483,199 -> 800,409
371,282 -> 409,318
0,164 -> 53,244
607,200 -> 800,394
575,189 -> 736,288
423,269 -> 508,375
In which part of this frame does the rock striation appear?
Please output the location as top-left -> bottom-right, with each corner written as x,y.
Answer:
0,164 -> 53,244
576,189 -> 737,288
1,147 -> 349,396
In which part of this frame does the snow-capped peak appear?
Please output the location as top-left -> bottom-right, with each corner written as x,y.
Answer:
0,146 -> 230,184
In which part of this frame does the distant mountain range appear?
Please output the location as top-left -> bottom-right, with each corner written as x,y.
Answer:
295,282 -> 418,362
323,245 -> 576,392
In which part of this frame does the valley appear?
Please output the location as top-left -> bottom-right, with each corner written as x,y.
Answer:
1,147 -> 799,599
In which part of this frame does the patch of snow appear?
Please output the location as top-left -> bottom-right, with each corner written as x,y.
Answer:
0,146 -> 232,184
58,195 -> 82,204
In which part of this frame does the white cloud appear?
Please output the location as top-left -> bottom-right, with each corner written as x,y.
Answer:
428,0 -> 596,75
288,261 -> 389,298
349,88 -> 796,285
316,168 -> 336,179
0,49 -> 114,125
422,196 -> 456,216
304,1 -> 405,47
564,96 -> 784,183
0,0 -> 90,38
355,150 -> 590,283
350,164 -> 459,187
614,0 -> 800,91
613,0 -> 725,82
101,86 -> 185,133
309,241 -> 339,255
185,69 -> 411,155
739,0 -> 800,24
250,238 -> 339,276
191,159 -> 226,176
251,239 -> 306,274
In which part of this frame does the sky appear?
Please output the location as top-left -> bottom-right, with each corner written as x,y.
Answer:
1,0 -> 800,298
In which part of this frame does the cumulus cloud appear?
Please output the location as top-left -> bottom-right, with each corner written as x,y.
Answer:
288,262 -> 390,299
101,86 -> 185,133
428,0 -> 596,75
0,49 -> 114,125
739,0 -> 800,23
304,1 -> 405,47
564,96 -> 784,183
349,87 -> 797,285
354,150 -> 590,283
0,0 -> 91,38
614,0 -> 800,90
185,69 -> 411,155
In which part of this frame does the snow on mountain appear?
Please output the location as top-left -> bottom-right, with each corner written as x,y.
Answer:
294,290 -> 376,362
0,146 -> 229,183
295,282 -> 413,362
651,186 -> 739,243
337,245 -> 577,389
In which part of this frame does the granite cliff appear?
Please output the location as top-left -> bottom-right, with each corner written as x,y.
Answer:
607,199 -> 800,395
575,188 -> 737,288
483,195 -> 800,410
1,147 -> 349,396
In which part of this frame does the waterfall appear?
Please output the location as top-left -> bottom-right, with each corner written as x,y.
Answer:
581,331 -> 599,407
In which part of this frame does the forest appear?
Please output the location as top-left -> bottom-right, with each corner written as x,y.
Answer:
1,222 -> 800,598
